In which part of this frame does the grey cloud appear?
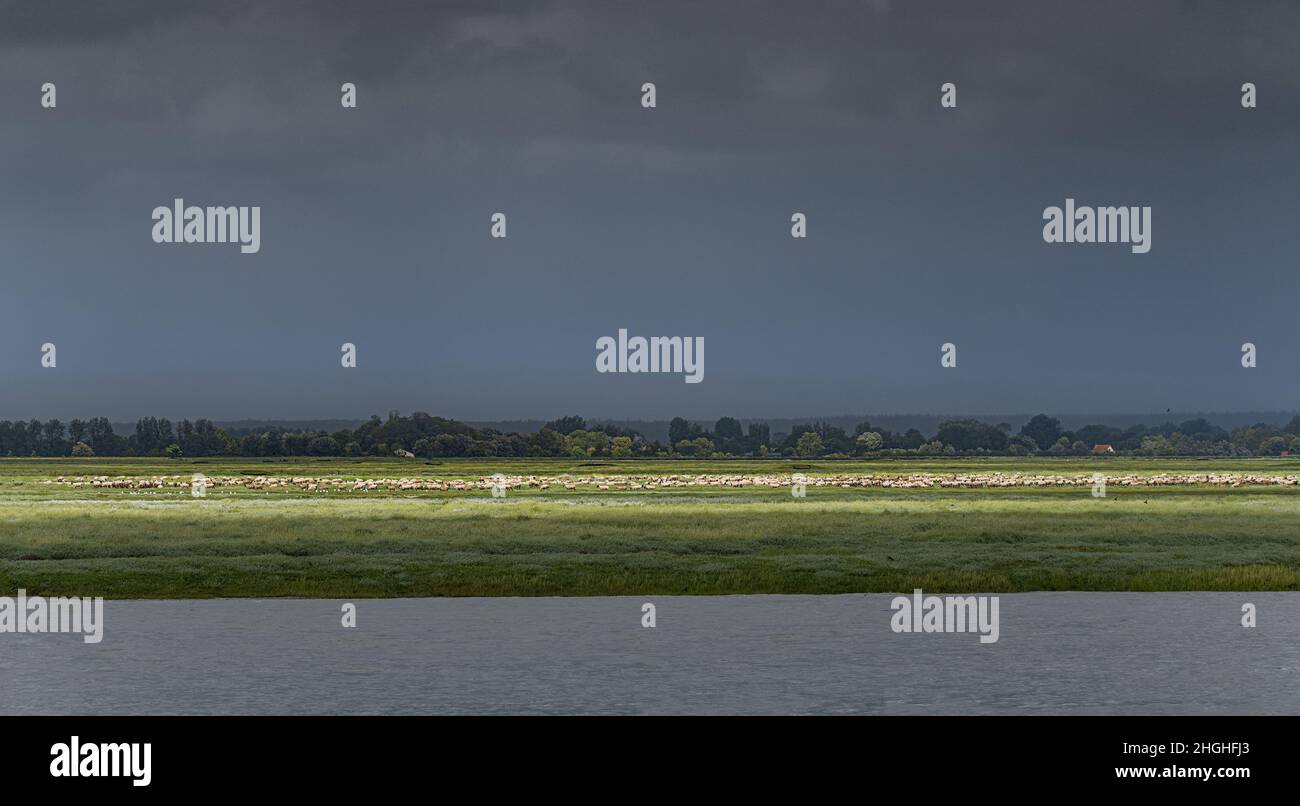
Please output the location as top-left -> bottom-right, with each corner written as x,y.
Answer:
1,1 -> 1298,420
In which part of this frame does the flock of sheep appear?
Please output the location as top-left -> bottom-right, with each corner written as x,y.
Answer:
44,471 -> 1300,493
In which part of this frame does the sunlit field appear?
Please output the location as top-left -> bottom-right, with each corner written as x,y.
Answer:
2,456 -> 1298,597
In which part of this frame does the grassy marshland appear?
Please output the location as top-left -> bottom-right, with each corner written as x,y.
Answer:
1,457 -> 1297,597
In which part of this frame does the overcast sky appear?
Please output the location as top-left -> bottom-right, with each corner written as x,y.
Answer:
1,0 -> 1297,421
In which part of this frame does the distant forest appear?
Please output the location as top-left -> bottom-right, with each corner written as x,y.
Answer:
3,412 -> 1300,459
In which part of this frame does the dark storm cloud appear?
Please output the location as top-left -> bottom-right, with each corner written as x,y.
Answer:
0,1 -> 1297,420
11,1 -> 1299,148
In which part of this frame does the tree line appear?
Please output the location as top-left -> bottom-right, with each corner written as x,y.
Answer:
1,412 -> 1299,459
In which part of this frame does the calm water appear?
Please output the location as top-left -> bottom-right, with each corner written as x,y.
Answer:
1,593 -> 1295,715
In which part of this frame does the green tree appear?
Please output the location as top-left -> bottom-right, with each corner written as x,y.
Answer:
1020,414 -> 1062,452
795,431 -> 824,457
565,430 -> 610,457
669,417 -> 703,445
544,415 -> 586,435
528,427 -> 566,457
712,416 -> 743,451
674,437 -> 715,456
855,431 -> 883,452
937,419 -> 1008,452
1258,435 -> 1289,456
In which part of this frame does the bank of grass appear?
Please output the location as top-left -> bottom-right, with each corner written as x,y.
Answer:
1,455 -> 1298,597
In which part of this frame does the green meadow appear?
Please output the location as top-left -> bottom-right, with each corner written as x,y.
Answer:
1,456 -> 1298,598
